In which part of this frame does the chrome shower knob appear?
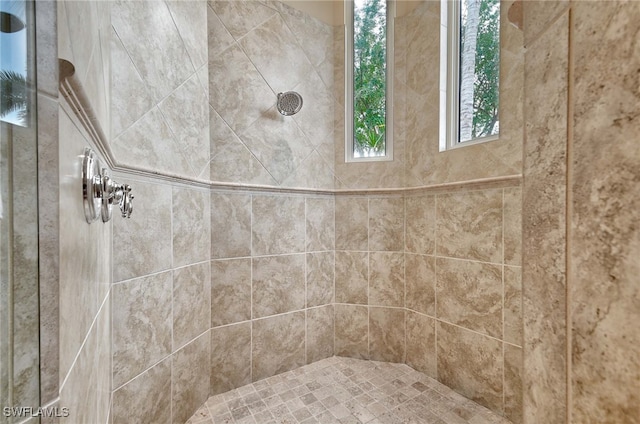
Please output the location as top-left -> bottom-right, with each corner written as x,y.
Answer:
82,148 -> 134,223
120,185 -> 134,218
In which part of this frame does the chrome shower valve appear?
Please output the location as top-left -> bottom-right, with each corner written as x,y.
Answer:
82,148 -> 134,223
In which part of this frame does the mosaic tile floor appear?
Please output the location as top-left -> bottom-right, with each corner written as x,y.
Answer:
187,357 -> 512,424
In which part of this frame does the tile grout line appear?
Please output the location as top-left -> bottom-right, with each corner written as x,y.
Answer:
250,193 -> 254,384
502,188 -> 506,416
434,194 -> 439,380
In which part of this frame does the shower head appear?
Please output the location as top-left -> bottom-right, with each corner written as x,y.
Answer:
277,91 -> 303,116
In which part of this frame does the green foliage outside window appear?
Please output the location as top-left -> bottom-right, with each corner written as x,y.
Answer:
459,0 -> 500,142
353,0 -> 387,157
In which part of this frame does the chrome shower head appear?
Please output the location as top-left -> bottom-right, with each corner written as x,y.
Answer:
277,91 -> 303,116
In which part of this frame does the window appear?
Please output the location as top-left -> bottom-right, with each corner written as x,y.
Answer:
346,0 -> 394,161
440,0 -> 500,151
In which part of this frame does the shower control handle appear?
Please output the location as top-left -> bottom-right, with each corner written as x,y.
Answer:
82,148 -> 134,223
101,170 -> 134,221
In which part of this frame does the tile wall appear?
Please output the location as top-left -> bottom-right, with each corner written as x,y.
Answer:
334,186 -> 523,423
56,1 -> 112,423
52,2 -> 525,424
207,1 -> 337,189
570,2 -> 640,421
522,1 -> 640,423
110,0 -> 209,179
210,192 -> 336,393
111,179 -> 212,424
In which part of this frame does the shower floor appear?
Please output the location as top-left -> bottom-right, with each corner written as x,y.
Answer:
187,356 -> 511,424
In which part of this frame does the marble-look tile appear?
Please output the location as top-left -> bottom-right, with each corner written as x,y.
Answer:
110,27 -> 154,139
64,0 -> 97,87
11,124 -> 40,410
166,0 -> 208,70
113,179 -> 172,281
207,3 -> 235,59
522,0 -> 569,47
36,93 -> 59,405
369,252 -> 404,308
307,305 -> 335,364
209,43 -> 274,133
522,13 -> 568,424
172,187 -> 211,268
238,108 -> 315,185
172,333 -> 211,424
57,113 -> 98,383
112,358 -> 172,424
504,344 -> 523,424
209,0 -> 277,40
335,197 -> 368,251
504,266 -> 522,347
211,192 -> 251,259
35,0 -> 57,97
96,297 -> 111,424
437,322 -> 503,413
59,315 -> 98,424
436,258 -> 502,338
306,252 -> 334,308
252,312 -> 306,381
306,197 -> 335,252
504,187 -> 522,266
405,195 -> 435,255
571,2 -> 640,422
211,258 -> 251,327
405,254 -> 435,316
252,254 -> 306,318
239,13 -> 314,94
333,25 -> 345,106
188,356 -> 512,424
80,35 -> 109,142
436,190 -> 503,263
334,304 -> 369,360
369,307 -> 405,363
159,74 -> 210,177
406,10 -> 440,97
252,195 -> 305,255
281,149 -> 336,190
112,272 -> 173,389
335,251 -> 368,305
209,107 -> 277,186
277,1 -> 333,68
173,262 -> 211,350
111,107 -> 193,177
405,311 -> 436,379
369,197 -> 404,252
112,0 -> 194,102
292,71 -> 335,145
210,323 -> 251,395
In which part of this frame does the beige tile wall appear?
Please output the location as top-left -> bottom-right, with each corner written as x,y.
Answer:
210,191 -> 335,395
53,2 -> 527,424
334,186 -> 523,422
111,180 -> 212,424
56,1 -> 112,422
207,1 -> 337,189
110,0 -> 209,179
522,3 -> 569,424
522,1 -> 640,423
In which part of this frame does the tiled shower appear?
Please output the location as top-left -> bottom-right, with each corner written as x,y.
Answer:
24,0 -> 640,423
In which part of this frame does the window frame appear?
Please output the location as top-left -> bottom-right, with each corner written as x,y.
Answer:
439,0 -> 500,152
345,0 -> 395,162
